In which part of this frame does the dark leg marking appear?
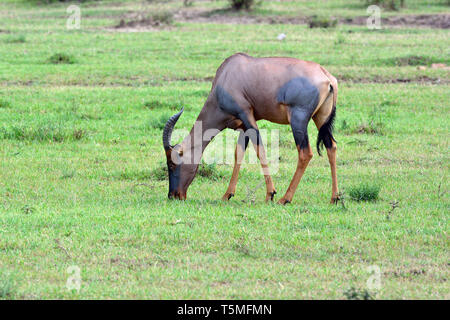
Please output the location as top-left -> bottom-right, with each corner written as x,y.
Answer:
216,86 -> 252,130
237,130 -> 250,150
290,107 -> 311,149
269,190 -> 277,201
277,77 -> 319,149
277,77 -> 319,111
216,85 -> 262,145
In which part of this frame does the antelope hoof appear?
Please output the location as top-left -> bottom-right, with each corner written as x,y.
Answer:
222,192 -> 234,201
265,190 -> 277,202
277,198 -> 291,205
330,196 -> 340,204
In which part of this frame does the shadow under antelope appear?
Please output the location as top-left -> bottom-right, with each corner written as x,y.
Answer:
162,53 -> 339,204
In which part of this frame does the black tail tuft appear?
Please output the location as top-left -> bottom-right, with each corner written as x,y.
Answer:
316,106 -> 336,156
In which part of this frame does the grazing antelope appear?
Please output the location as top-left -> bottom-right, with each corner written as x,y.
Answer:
162,53 -> 339,204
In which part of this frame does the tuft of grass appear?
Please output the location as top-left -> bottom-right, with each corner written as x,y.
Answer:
151,161 -> 224,181
232,241 -> 253,257
21,204 -> 35,215
144,101 -> 166,109
355,120 -> 384,135
198,162 -> 225,181
0,124 -> 85,142
279,134 -> 293,148
148,113 -> 170,130
339,119 -> 350,132
60,169 -> 76,180
343,286 -> 375,300
0,99 -> 11,108
79,112 -> 102,121
4,34 -> 26,43
151,10 -> 174,25
0,272 -> 15,298
385,55 -> 441,67
340,119 -> 384,135
309,15 -> 338,28
117,10 -> 174,28
47,53 -> 76,64
334,32 -> 346,46
341,106 -> 386,135
362,0 -> 405,11
119,169 -> 153,181
143,100 -> 180,110
229,0 -> 255,10
151,162 -> 168,181
73,129 -> 86,140
348,183 -> 381,201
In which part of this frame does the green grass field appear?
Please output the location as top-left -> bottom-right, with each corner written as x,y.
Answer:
0,0 -> 448,299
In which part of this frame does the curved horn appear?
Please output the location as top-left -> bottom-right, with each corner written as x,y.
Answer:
162,108 -> 184,150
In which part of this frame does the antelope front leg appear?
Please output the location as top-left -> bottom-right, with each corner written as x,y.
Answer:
252,136 -> 277,202
222,132 -> 248,200
327,141 -> 339,203
278,144 -> 313,205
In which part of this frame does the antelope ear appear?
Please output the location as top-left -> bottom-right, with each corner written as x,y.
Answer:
173,144 -> 183,156
170,145 -> 183,164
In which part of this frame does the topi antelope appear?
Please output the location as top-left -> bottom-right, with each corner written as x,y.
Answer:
162,53 -> 339,204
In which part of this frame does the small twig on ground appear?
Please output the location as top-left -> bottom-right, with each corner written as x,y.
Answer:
243,181 -> 264,204
437,176 -> 445,199
54,238 -> 72,259
337,191 -> 346,210
131,183 -> 154,192
169,219 -> 193,227
386,200 -> 399,221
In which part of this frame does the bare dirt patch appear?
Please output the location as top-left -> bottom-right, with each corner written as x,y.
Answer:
175,8 -> 309,25
177,9 -> 450,29
345,14 -> 450,29
110,10 -> 174,32
107,7 -> 449,32
113,18 -> 161,32
339,75 -> 448,85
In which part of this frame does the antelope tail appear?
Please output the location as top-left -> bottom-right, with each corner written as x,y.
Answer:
316,84 -> 337,156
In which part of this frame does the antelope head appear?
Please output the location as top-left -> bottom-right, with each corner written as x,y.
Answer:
162,108 -> 198,200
